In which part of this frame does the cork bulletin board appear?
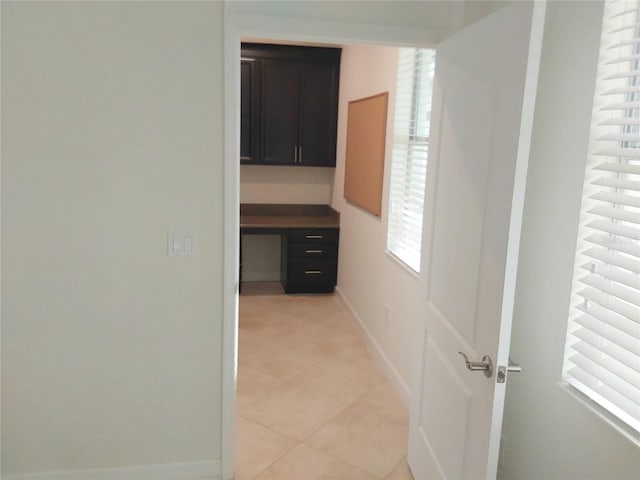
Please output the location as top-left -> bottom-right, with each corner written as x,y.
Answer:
343,92 -> 389,217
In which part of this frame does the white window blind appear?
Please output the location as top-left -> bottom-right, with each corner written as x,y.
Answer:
564,0 -> 640,434
387,48 -> 436,272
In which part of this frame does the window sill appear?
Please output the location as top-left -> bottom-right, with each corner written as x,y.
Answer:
385,250 -> 420,279
558,381 -> 640,448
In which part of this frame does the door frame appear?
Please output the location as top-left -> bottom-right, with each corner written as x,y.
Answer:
221,8 -> 460,480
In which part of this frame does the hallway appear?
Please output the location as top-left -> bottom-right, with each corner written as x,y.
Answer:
236,285 -> 414,480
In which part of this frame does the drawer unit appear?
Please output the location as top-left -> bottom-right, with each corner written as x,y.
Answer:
286,259 -> 337,293
283,227 -> 339,294
290,228 -> 339,244
290,244 -> 338,258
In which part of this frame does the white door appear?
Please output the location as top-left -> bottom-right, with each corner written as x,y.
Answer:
408,2 -> 545,479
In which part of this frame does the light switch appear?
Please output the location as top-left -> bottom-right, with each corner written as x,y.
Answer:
168,230 -> 197,257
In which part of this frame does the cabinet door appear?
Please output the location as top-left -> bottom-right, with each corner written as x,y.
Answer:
261,59 -> 299,165
240,59 -> 259,164
298,62 -> 339,167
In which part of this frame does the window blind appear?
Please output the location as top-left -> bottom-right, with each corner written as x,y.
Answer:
564,0 -> 640,434
387,48 -> 436,272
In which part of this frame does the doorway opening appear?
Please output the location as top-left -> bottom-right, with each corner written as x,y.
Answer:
235,39 -> 412,480
222,8 -> 449,480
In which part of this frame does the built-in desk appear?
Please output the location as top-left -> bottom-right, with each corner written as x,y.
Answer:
240,204 -> 340,294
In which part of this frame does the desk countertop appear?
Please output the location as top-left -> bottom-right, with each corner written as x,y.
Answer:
240,203 -> 340,229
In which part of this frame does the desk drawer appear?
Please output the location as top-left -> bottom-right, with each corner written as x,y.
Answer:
290,228 -> 339,245
290,244 -> 337,258
287,258 -> 337,292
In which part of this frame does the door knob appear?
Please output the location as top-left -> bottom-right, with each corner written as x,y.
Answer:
458,351 -> 493,377
507,358 -> 522,372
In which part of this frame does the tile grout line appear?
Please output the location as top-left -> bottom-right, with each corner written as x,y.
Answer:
286,347 -> 385,400
384,455 -> 410,480
239,318 -> 349,376
235,414 -> 299,480
246,439 -> 299,480
238,292 -> 408,480
297,378 -> 387,462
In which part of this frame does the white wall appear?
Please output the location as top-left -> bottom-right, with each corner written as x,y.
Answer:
330,44 -> 425,395
240,166 -> 334,205
226,1 -> 462,38
462,1 -> 508,27
2,1 -> 223,476
500,1 -> 640,478
241,234 -> 281,283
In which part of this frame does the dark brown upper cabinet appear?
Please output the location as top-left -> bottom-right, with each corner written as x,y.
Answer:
240,43 -> 341,167
240,58 -> 260,164
261,59 -> 299,165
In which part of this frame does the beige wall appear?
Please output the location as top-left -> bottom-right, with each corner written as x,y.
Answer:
2,1 -> 223,475
330,44 -> 423,393
240,165 -> 334,205
500,1 -> 640,478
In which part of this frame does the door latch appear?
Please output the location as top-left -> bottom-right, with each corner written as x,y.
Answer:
496,358 -> 522,383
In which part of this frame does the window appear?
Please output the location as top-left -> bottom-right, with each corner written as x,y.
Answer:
563,0 -> 640,435
387,48 -> 436,272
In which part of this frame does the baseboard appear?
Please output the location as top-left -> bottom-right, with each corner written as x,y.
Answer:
335,287 -> 411,407
3,460 -> 221,480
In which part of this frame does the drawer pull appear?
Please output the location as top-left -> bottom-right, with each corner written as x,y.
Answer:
305,270 -> 323,275
306,235 -> 324,239
305,249 -> 323,254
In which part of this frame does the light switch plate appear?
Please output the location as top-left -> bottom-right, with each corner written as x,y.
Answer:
168,230 -> 198,257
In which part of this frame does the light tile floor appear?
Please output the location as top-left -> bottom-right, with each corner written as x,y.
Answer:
237,283 -> 415,480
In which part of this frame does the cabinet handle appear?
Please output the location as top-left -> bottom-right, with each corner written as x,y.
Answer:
299,146 -> 303,164
305,270 -> 323,275
305,249 -> 323,254
306,235 -> 323,239
294,146 -> 298,163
